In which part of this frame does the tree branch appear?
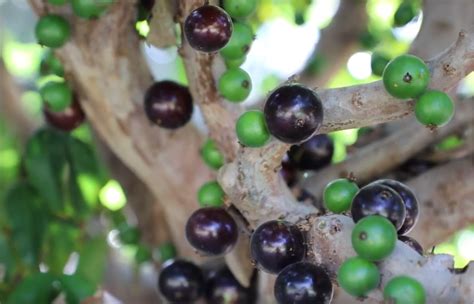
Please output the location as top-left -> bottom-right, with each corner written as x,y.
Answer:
147,0 -> 177,48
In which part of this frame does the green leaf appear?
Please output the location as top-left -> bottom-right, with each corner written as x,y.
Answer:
6,272 -> 58,304
59,273 -> 96,304
0,233 -> 16,282
76,236 -> 107,286
43,222 -> 80,275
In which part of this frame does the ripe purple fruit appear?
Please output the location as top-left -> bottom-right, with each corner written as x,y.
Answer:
43,99 -> 85,132
287,134 -> 334,170
280,156 -> 299,187
158,260 -> 205,302
399,235 -> 424,255
264,84 -> 323,144
206,266 -> 255,304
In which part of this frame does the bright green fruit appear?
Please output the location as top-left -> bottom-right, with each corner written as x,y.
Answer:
337,257 -> 380,297
384,276 -> 426,304
198,181 -> 225,207
218,68 -> 252,102
220,22 -> 254,60
40,50 -> 65,77
40,81 -> 73,112
48,0 -> 68,5
352,215 -> 397,261
359,31 -> 379,50
382,54 -> 430,99
200,139 -> 225,170
118,224 -> 141,245
371,53 -> 390,77
135,244 -> 152,264
415,90 -> 454,127
35,15 -> 71,48
236,110 -> 270,147
394,2 -> 416,27
71,0 -> 113,19
222,0 -> 258,19
157,242 -> 177,262
224,56 -> 246,68
323,178 -> 359,213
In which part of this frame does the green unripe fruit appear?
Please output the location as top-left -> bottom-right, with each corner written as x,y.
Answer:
222,0 -> 258,19
323,179 -> 359,213
220,22 -> 254,60
71,0 -> 113,19
200,139 -> 225,170
236,110 -> 270,147
40,81 -> 73,112
35,15 -> 71,48
197,181 -> 225,207
135,244 -> 152,264
415,90 -> 454,127
352,215 -> 397,261
337,257 -> 380,297
394,2 -> 416,27
224,56 -> 246,68
371,53 -> 390,77
47,0 -> 68,5
218,68 -> 252,102
118,225 -> 141,245
384,276 -> 426,304
40,50 -> 65,77
359,31 -> 379,50
382,54 -> 430,99
157,242 -> 177,262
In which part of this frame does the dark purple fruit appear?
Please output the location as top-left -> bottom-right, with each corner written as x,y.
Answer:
144,81 -> 193,129
280,155 -> 298,187
250,220 -> 305,274
288,134 -> 333,170
184,5 -> 233,52
399,235 -> 423,255
43,99 -> 85,131
206,266 -> 254,304
351,183 -> 406,230
185,207 -> 238,255
264,84 -> 323,144
274,262 -> 333,304
377,179 -> 419,235
158,260 -> 205,302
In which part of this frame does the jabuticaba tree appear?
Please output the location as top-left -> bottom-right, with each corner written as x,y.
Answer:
0,0 -> 473,303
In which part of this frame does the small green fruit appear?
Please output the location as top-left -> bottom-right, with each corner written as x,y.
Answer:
352,215 -> 397,261
197,181 -> 225,207
200,139 -> 225,170
220,22 -> 254,60
222,0 -> 258,19
337,257 -> 380,297
40,81 -> 73,112
323,178 -> 359,213
394,2 -> 416,27
135,244 -> 152,264
224,56 -> 246,68
35,15 -> 71,48
415,90 -> 454,127
384,276 -> 426,304
218,68 -> 252,102
118,224 -> 141,245
40,50 -> 65,77
371,53 -> 390,77
236,110 -> 270,147
71,0 -> 113,19
157,242 -> 177,262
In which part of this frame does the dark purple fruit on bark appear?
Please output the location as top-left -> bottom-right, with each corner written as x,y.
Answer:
185,207 -> 238,255
250,220 -> 305,274
280,155 -> 298,187
351,183 -> 406,230
398,235 -> 423,255
264,84 -> 323,144
144,81 -> 193,129
184,5 -> 233,52
43,99 -> 85,131
288,134 -> 333,170
206,266 -> 255,304
158,259 -> 204,302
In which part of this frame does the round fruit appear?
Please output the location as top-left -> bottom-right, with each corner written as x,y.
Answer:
384,276 -> 426,304
376,179 -> 419,235
118,224 -> 140,245
198,181 -> 225,207
35,15 -> 71,48
144,81 -> 193,129
394,2 -> 416,27
287,134 -> 334,170
40,50 -> 64,77
382,54 -> 430,99
71,0 -> 112,19
414,90 -> 454,127
220,22 -> 254,60
371,53 -> 390,77
40,81 -> 73,112
185,207 -> 238,255
352,215 -> 397,261
157,242 -> 177,262
351,183 -> 406,230
337,257 -> 380,297
184,5 -> 233,52
280,156 -> 298,187
274,262 -> 333,304
235,110 -> 270,147
222,0 -> 257,19
218,68 -> 252,102
158,260 -> 205,302
323,178 -> 359,214
200,139 -> 225,170
399,235 -> 423,256
206,266 -> 254,304
225,56 -> 246,68
359,31 -> 379,50
43,99 -> 85,131
250,220 -> 305,274
47,0 -> 68,6
135,244 -> 152,264
264,84 -> 323,144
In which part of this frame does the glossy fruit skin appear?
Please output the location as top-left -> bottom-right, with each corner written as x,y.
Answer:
40,50 -> 64,77
198,181 -> 225,207
43,99 -> 85,131
351,183 -> 406,230
383,276 -> 426,304
323,178 -> 359,213
274,262 -> 333,304
222,0 -> 257,19
394,2 -> 416,27
144,81 -> 193,129
236,110 -> 270,147
337,257 -> 380,297
206,266 -> 254,304
352,215 -> 397,261
35,15 -> 71,48
40,81 -> 73,112
287,134 -> 334,170
250,220 -> 305,274
200,139 -> 225,170
371,53 -> 390,77
382,54 -> 430,99
225,56 -> 246,68
218,68 -> 252,102
220,22 -> 254,60
185,207 -> 238,255
280,156 -> 298,187
71,0 -> 113,19
415,90 -> 454,127
376,179 -> 419,235
158,260 -> 205,303
184,5 -> 233,52
157,242 -> 177,262
398,235 -> 423,255
264,84 -> 323,144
